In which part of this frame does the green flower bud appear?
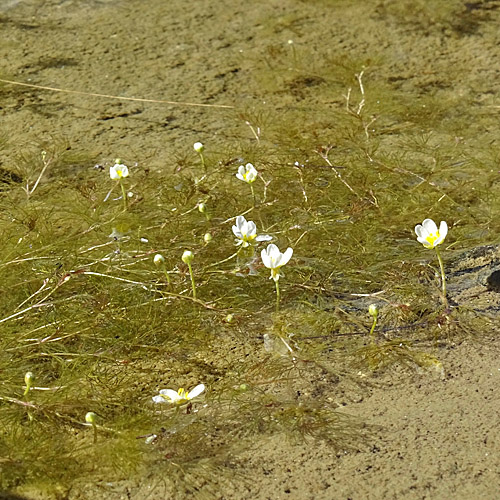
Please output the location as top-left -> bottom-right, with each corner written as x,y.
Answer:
182,250 -> 194,265
85,412 -> 97,425
368,304 -> 379,318
154,254 -> 165,267
24,371 -> 35,387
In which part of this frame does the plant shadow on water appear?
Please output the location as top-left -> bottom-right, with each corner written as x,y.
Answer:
1,4 -> 500,498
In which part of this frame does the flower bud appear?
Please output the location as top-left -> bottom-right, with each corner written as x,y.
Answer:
154,254 -> 165,267
204,233 -> 212,243
24,371 -> 35,389
368,304 -> 379,318
193,142 -> 204,153
85,412 -> 97,425
182,250 -> 194,265
198,202 -> 207,213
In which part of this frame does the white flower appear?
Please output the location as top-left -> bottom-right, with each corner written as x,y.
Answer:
261,243 -> 293,282
236,163 -> 258,184
152,384 -> 205,405
415,219 -> 448,249
110,163 -> 129,180
232,215 -> 272,248
193,142 -> 204,153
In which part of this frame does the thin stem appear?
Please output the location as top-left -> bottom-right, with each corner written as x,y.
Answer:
434,246 -> 448,309
198,152 -> 206,173
163,270 -> 171,285
369,316 -> 378,343
119,180 -> 127,210
187,263 -> 197,299
250,184 -> 256,207
275,279 -> 280,312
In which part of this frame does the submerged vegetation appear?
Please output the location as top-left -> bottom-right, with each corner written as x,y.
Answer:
1,35 -> 500,498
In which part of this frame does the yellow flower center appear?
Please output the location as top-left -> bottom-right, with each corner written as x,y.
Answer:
425,231 -> 440,247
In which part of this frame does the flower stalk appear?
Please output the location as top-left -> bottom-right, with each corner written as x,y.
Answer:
182,250 -> 196,299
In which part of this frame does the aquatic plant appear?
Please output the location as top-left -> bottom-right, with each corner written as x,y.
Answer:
0,51 -> 495,499
415,218 -> 448,308
261,243 -> 293,310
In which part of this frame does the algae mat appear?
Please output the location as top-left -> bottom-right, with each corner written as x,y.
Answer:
0,0 -> 499,499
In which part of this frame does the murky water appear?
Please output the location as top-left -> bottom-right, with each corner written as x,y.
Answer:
1,0 -> 500,498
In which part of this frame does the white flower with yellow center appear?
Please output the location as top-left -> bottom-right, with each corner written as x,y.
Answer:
109,163 -> 129,180
232,215 -> 272,248
152,383 -> 205,405
261,243 -> 293,282
414,219 -> 448,249
236,163 -> 258,184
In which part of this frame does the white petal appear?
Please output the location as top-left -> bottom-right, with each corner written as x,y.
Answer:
152,395 -> 167,403
414,224 -> 425,239
235,215 -> 245,228
110,166 -> 119,180
159,389 -> 180,401
188,383 -> 205,399
280,247 -> 293,266
261,247 -> 272,268
232,225 -> 242,238
256,234 -> 272,242
247,221 -> 257,236
422,219 -> 438,235
439,220 -> 448,240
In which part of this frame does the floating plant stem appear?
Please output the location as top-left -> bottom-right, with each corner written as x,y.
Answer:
119,181 -> 127,210
434,246 -> 448,309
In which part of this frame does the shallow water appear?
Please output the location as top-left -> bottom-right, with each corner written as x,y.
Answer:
1,0 -> 500,498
